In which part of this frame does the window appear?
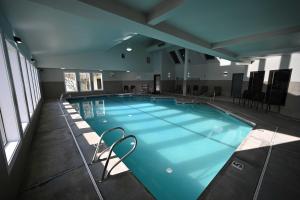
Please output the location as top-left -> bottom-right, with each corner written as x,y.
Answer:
0,110 -> 7,146
64,72 -> 78,92
19,54 -> 34,116
34,68 -> 41,100
26,59 -> 37,109
29,64 -> 38,104
6,41 -> 29,131
93,73 -> 103,91
79,72 -> 91,91
31,65 -> 38,103
0,33 -> 21,164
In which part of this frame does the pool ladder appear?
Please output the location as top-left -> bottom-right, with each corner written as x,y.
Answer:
91,127 -> 137,182
59,93 -> 64,101
59,93 -> 71,101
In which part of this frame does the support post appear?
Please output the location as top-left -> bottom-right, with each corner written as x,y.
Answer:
183,49 -> 189,96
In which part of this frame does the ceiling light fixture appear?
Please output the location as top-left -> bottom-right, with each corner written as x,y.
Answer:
122,33 -> 137,41
13,36 -> 22,44
126,70 -> 130,73
61,67 -> 65,70
123,36 -> 132,41
126,47 -> 132,52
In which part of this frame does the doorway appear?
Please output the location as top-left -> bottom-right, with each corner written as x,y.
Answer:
154,74 -> 161,94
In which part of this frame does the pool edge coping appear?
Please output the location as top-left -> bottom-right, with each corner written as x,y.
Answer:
60,99 -> 156,200
64,94 -> 272,200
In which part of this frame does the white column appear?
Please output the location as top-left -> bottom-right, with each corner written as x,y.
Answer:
183,49 -> 189,96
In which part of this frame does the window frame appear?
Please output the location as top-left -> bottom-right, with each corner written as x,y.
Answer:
0,31 -> 22,171
34,68 -> 41,100
26,59 -> 37,109
79,72 -> 92,92
92,72 -> 104,91
64,72 -> 78,93
30,64 -> 38,105
5,40 -> 30,131
19,53 -> 34,116
31,65 -> 39,103
0,110 -> 7,146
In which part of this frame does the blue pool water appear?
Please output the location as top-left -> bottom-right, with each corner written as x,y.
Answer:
69,95 -> 252,200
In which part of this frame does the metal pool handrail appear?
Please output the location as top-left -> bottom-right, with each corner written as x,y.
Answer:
59,93 -> 64,101
100,135 -> 137,182
91,127 -> 126,164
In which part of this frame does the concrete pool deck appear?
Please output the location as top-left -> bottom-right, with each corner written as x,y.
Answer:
197,99 -> 300,200
158,93 -> 300,200
18,100 -> 153,200
18,96 -> 300,200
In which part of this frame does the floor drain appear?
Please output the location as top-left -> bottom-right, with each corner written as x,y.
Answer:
231,160 -> 244,170
166,168 -> 173,174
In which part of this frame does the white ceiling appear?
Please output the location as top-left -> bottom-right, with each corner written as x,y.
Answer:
1,0 -> 300,63
0,0 -> 147,55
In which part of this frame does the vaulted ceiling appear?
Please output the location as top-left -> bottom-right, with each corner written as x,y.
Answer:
1,0 -> 300,62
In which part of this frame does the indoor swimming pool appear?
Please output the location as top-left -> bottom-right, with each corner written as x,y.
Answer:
69,95 -> 253,200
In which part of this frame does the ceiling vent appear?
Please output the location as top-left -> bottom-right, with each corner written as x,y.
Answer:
169,51 -> 180,64
178,49 -> 185,62
158,42 -> 166,47
204,54 -> 215,60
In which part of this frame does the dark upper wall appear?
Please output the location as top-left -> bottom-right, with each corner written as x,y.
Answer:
39,68 -> 154,99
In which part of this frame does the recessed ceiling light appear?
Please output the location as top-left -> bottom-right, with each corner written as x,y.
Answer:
126,70 -> 130,73
126,47 -> 132,52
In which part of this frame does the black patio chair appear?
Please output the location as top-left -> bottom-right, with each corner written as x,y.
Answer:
192,85 -> 199,95
130,85 -> 136,92
253,91 -> 265,110
124,85 -> 129,93
187,85 -> 191,95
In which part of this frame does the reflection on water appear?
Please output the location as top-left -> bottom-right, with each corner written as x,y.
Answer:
72,99 -> 105,119
83,101 -> 94,119
94,100 -> 105,117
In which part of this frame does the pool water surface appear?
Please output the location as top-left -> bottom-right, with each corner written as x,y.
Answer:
69,95 -> 252,200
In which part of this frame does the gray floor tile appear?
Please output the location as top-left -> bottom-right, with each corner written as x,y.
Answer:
19,167 -> 99,200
